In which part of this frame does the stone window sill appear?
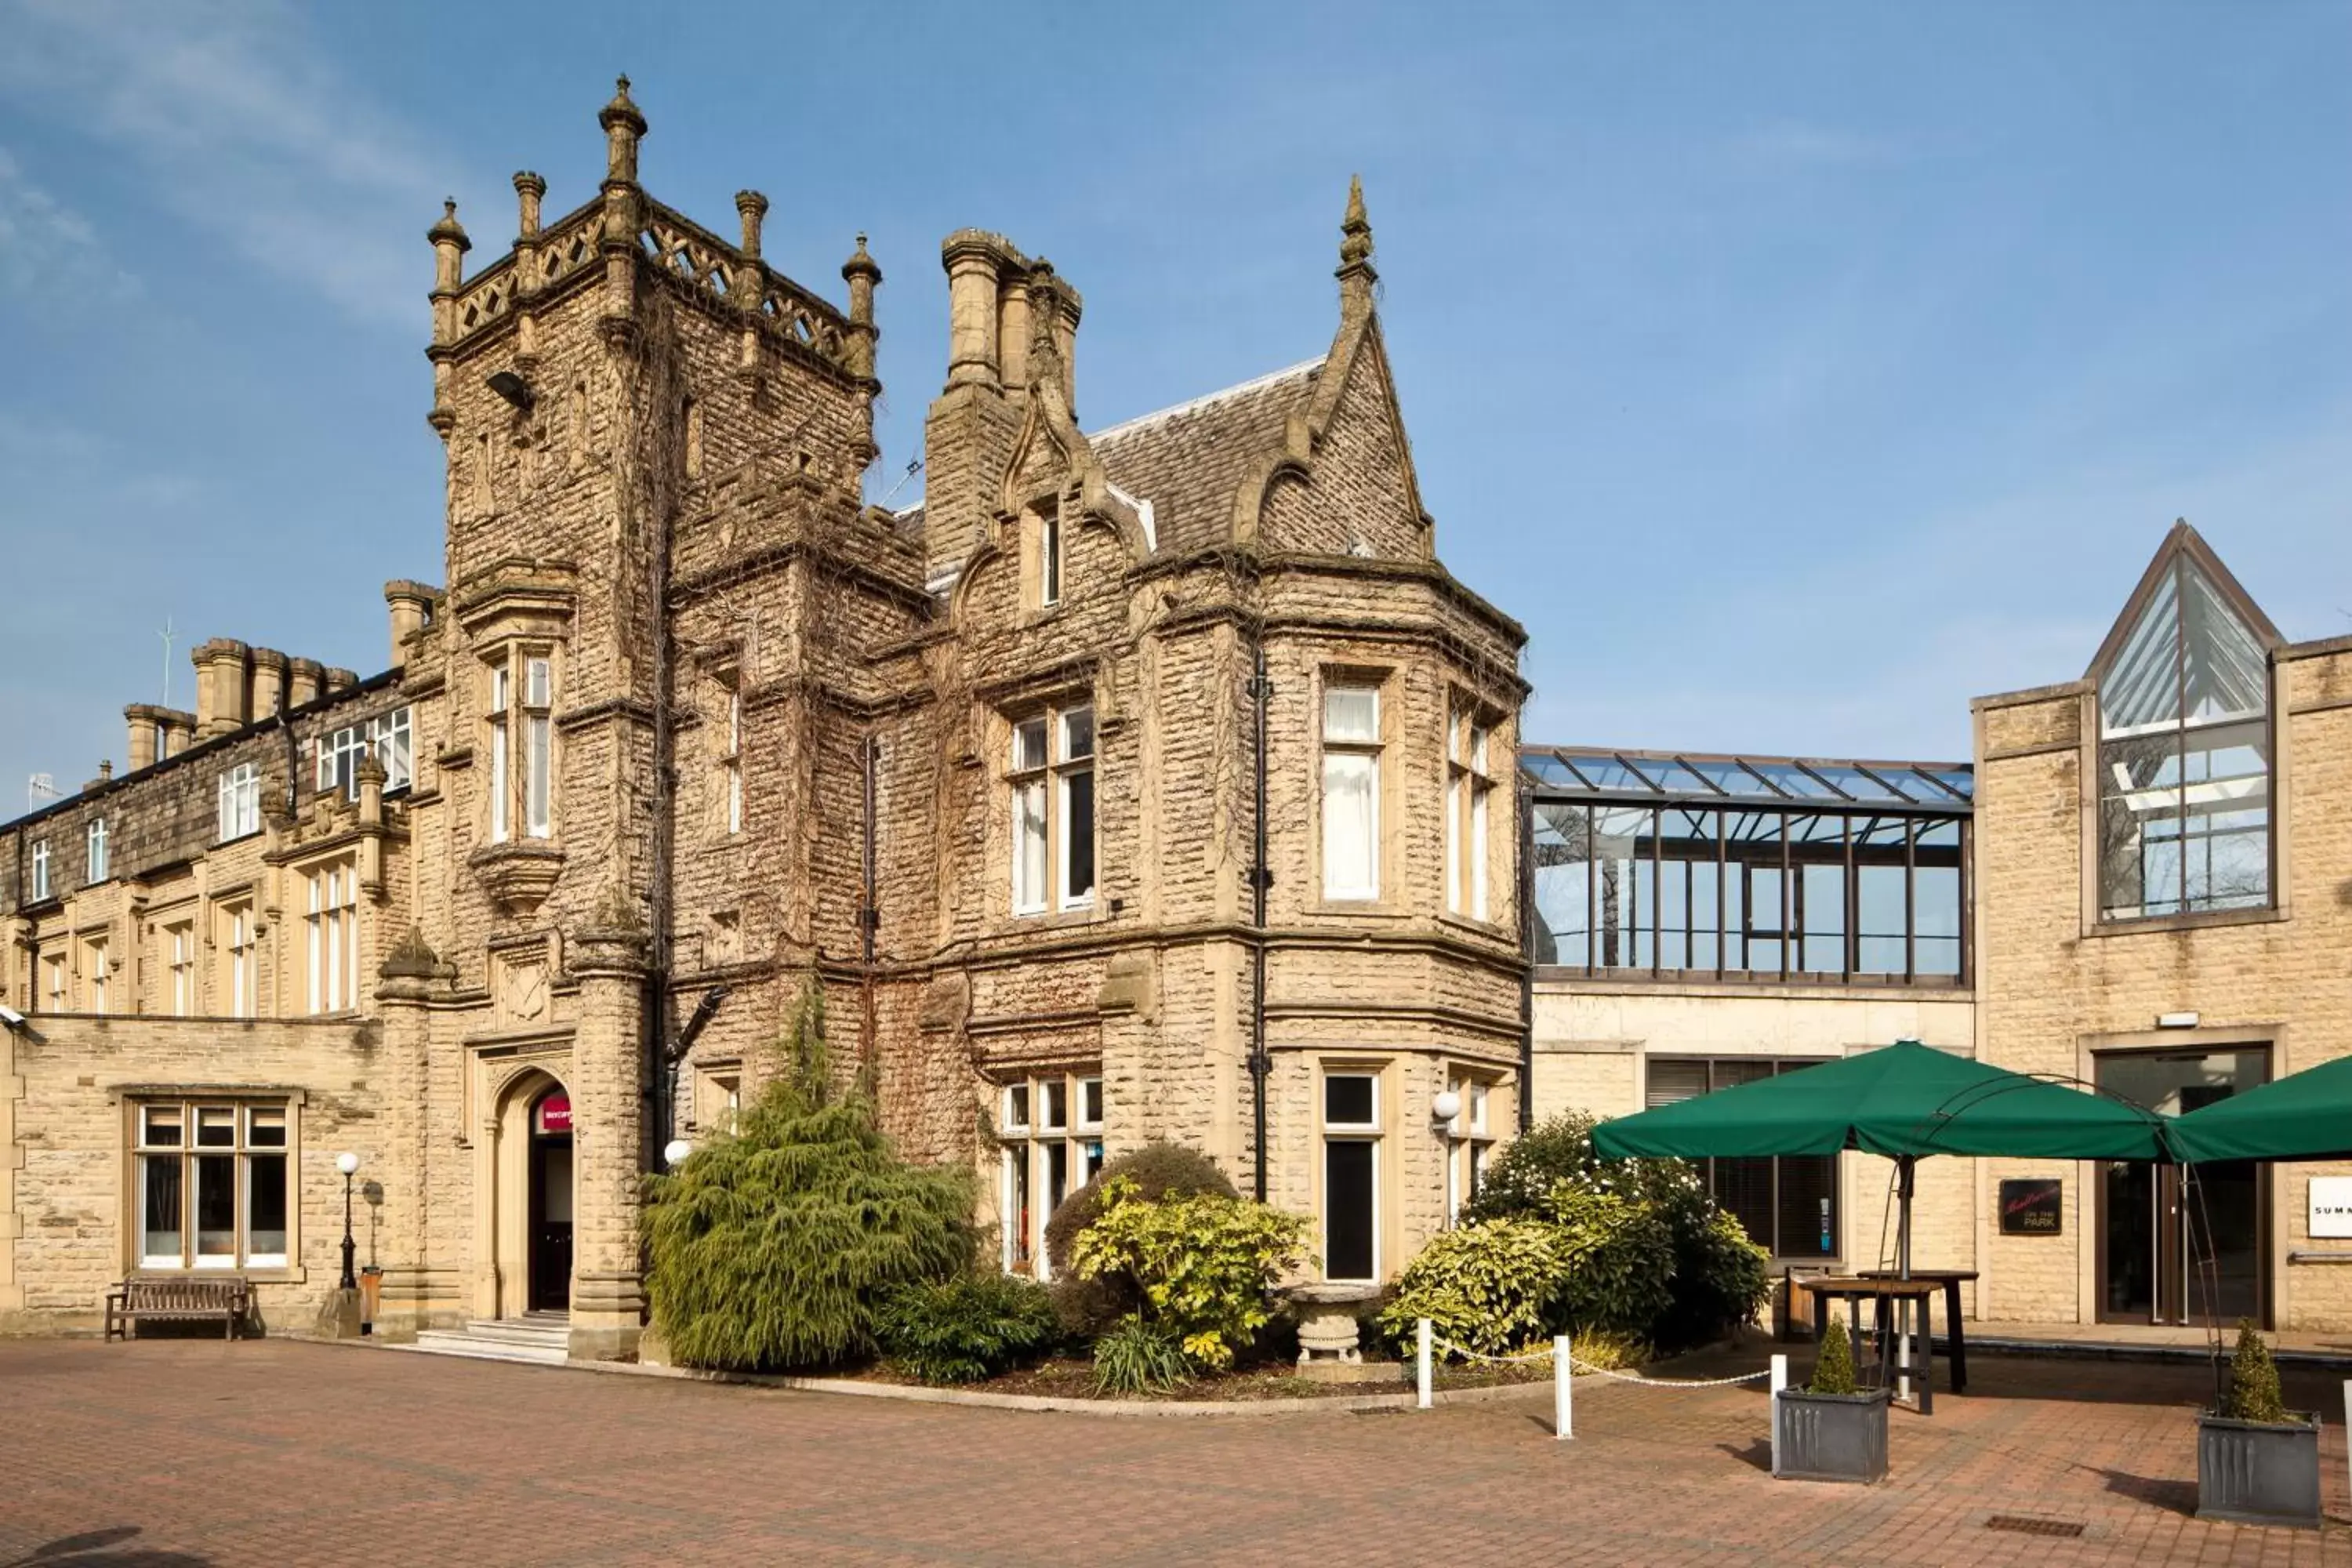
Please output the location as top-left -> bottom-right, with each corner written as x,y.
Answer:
2085,903 -> 2286,938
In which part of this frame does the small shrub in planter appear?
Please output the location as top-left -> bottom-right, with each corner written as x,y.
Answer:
876,1272 -> 1061,1385
1774,1313 -> 1889,1485
2197,1319 -> 2321,1529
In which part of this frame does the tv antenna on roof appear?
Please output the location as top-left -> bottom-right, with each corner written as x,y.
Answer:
158,616 -> 176,709
27,774 -> 59,812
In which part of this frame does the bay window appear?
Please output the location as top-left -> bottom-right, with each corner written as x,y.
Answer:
1320,684 -> 1381,901
485,655 -> 556,844
135,1102 -> 290,1271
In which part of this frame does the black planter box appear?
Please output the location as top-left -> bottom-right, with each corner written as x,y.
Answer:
2197,1412 -> 2321,1529
1775,1388 -> 1890,1484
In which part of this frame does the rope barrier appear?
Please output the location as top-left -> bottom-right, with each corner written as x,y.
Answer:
1427,1332 -> 1777,1387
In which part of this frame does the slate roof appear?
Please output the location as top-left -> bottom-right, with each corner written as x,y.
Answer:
1086,358 -> 1323,557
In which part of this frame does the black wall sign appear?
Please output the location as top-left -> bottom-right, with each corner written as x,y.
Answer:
1998,1178 -> 2063,1236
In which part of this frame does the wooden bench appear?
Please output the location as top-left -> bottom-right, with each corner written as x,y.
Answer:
104,1273 -> 251,1341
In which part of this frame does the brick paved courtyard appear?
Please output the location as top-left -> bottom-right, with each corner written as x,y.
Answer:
4,1338 -> 2350,1566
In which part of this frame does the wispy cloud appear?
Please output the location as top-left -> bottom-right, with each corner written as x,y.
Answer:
0,0 -> 448,326
0,147 -> 138,304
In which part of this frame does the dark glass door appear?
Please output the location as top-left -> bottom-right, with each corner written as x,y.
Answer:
2096,1047 -> 2267,1327
528,1132 -> 574,1313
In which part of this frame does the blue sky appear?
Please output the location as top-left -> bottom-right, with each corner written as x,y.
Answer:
2,1 -> 2347,808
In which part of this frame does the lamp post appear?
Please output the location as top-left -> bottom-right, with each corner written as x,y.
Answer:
335,1152 -> 360,1291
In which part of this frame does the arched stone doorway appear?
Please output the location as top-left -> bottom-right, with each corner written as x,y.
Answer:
482,1066 -> 574,1320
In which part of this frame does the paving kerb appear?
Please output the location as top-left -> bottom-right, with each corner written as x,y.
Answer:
328,1332 -> 1569,1417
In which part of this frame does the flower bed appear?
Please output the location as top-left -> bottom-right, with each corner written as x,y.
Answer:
840,1355 -> 1550,1403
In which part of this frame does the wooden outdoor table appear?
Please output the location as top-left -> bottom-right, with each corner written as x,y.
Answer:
1806,1276 -> 1946,1414
1860,1269 -> 1976,1396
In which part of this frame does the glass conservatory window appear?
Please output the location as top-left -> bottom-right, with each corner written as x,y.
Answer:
2096,554 -> 2271,920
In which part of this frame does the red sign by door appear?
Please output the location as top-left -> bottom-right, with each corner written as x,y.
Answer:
535,1093 -> 572,1135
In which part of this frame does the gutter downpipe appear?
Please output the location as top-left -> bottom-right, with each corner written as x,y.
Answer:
1247,638 -> 1273,1203
1517,771 -> 1535,1134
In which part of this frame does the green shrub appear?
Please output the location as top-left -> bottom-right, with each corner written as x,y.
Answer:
1809,1310 -> 1860,1396
1377,1218 -> 1573,1359
644,977 -> 974,1371
1092,1317 -> 1192,1396
876,1272 -> 1061,1385
2223,1318 -> 2289,1424
1070,1175 -> 1306,1371
1567,1327 -> 1650,1371
1545,1185 -> 1677,1341
1047,1142 -> 1239,1341
1465,1112 -> 1769,1352
1045,1142 -> 1236,1275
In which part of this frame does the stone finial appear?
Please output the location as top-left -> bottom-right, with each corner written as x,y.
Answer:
842,232 -> 881,288
381,925 -> 439,979
842,234 -> 881,382
428,199 -> 470,254
1338,175 -> 1374,270
514,171 -> 547,238
601,75 -> 647,184
735,190 -> 769,258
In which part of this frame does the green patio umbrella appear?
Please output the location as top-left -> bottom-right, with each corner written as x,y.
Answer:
1592,1039 -> 2172,1276
2169,1054 -> 2352,1164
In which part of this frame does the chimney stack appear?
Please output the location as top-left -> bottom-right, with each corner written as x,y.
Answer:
125,705 -> 163,771
288,658 -> 323,710
385,581 -> 437,669
249,648 -> 289,720
192,640 -> 252,739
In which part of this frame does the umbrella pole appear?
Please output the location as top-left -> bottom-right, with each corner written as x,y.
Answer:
1896,1156 -> 1916,1403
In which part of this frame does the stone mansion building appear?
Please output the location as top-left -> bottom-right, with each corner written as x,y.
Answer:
0,82 -> 1527,1356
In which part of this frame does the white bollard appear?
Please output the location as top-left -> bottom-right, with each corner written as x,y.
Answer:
1555,1334 -> 1573,1440
1417,1318 -> 1433,1410
1769,1354 -> 1789,1478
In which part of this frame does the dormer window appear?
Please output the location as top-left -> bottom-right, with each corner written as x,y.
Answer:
2094,530 -> 2277,922
30,840 -> 50,902
86,818 -> 108,884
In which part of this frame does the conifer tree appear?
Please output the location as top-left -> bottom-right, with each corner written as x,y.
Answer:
644,972 -> 973,1370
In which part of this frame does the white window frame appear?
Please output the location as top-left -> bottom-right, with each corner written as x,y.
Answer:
1320,684 -> 1382,902
1040,509 -> 1063,607
86,818 -> 108,884
83,936 -> 109,1014
487,666 -> 512,844
305,862 -> 358,1014
40,951 -> 66,1012
217,763 -> 260,842
319,724 -> 369,800
1446,707 -> 1496,920
524,656 -> 553,839
1445,1073 -> 1499,1225
132,1100 -> 292,1272
1009,706 -> 1095,917
222,902 -> 255,1019
29,840 -> 49,902
723,685 -> 744,836
1319,1069 -> 1382,1283
997,1070 -> 1104,1280
372,707 -> 413,793
167,923 -> 195,1015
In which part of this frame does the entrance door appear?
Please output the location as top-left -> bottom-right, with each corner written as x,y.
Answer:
2096,1047 -> 2268,1326
528,1090 -> 574,1314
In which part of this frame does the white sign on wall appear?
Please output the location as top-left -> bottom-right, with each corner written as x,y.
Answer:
2309,1178 -> 2352,1240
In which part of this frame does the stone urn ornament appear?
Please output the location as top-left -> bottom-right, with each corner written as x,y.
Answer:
1287,1280 -> 1387,1382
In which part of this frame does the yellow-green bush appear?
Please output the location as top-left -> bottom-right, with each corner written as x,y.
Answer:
1070,1175 -> 1306,1371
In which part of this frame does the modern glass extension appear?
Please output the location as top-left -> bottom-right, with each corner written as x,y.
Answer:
2092,537 -> 2277,923
1526,747 -> 1972,984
